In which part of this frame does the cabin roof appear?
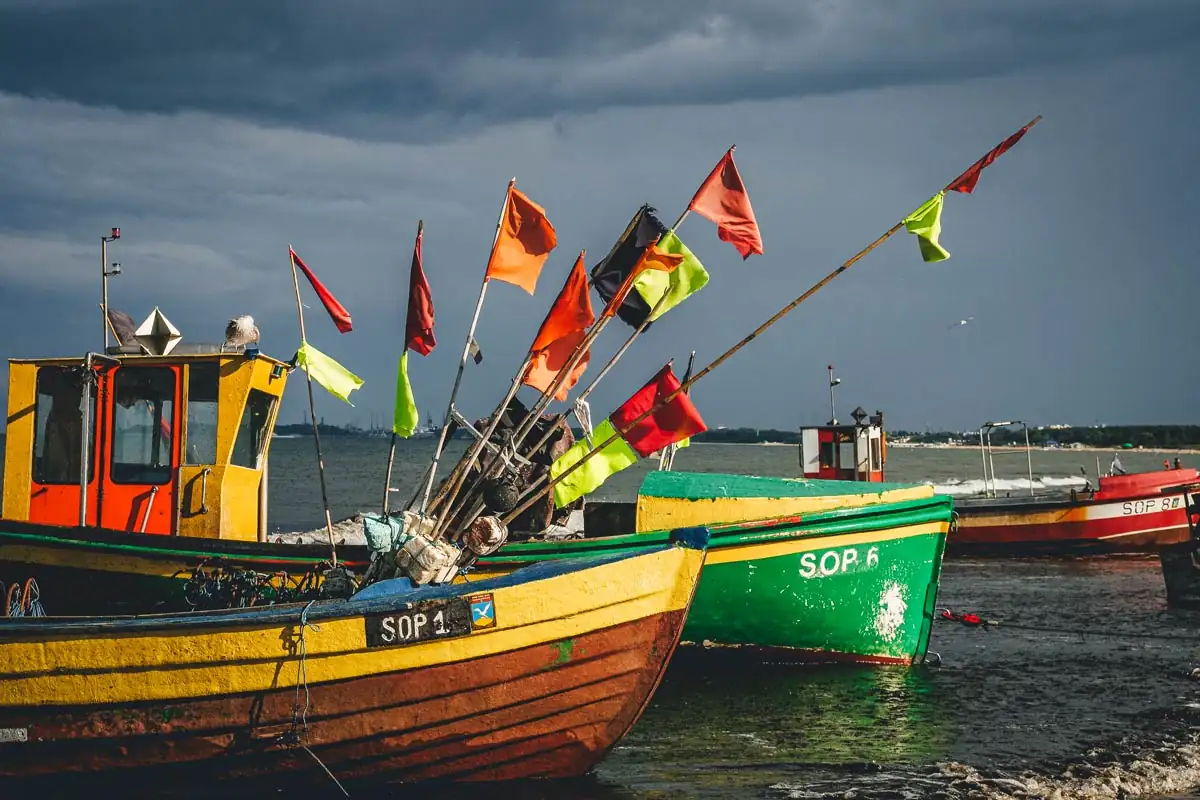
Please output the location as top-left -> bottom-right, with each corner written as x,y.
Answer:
9,350 -> 291,369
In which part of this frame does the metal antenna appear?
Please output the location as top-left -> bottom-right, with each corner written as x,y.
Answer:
827,364 -> 841,425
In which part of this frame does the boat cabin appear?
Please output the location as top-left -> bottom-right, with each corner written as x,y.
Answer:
799,407 -> 886,483
2,337 -> 289,540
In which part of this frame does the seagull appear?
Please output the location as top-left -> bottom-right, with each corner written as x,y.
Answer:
223,315 -> 260,351
947,316 -> 975,330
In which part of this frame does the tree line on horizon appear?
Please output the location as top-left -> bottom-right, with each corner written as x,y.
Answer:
272,422 -> 1200,449
893,425 -> 1200,449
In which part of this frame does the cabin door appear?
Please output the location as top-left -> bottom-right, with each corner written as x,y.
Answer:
28,364 -> 104,527
96,365 -> 181,534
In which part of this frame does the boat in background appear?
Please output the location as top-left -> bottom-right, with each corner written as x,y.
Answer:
791,409 -> 1197,556
476,470 -> 952,666
0,529 -> 708,788
950,421 -> 1197,555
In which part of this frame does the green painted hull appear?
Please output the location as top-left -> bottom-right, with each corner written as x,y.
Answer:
480,486 -> 952,664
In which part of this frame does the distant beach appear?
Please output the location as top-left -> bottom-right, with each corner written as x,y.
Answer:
889,442 -> 1200,455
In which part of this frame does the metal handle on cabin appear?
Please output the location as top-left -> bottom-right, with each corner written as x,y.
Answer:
139,486 -> 159,533
199,468 -> 212,515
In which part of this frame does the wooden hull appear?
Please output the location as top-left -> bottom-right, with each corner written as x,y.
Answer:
0,539 -> 706,786
951,493 -> 1193,555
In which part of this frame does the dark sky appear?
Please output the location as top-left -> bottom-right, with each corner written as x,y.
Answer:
2,0 -> 1197,432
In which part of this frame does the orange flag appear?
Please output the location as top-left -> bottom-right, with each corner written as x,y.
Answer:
640,240 -> 685,273
606,234 -> 682,316
523,252 -> 595,401
688,147 -> 764,260
485,185 -> 558,294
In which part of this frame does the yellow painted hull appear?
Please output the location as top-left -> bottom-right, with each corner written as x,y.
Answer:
0,538 -> 707,785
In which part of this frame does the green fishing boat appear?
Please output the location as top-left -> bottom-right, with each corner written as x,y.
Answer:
472,471 -> 952,665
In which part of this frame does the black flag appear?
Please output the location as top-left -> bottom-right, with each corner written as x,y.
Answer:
590,205 -> 668,329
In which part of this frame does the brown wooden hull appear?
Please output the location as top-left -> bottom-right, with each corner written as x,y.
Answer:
0,610 -> 685,786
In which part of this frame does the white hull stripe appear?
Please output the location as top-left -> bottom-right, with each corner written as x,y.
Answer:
1096,523 -> 1191,540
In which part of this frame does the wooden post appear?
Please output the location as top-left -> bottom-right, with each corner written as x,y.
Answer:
418,180 -> 514,513
289,247 -> 338,565
383,220 -> 424,515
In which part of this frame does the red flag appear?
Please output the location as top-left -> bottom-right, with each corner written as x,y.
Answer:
524,252 -> 594,401
688,147 -> 764,260
486,186 -> 557,294
290,247 -> 352,333
405,228 -> 436,355
608,364 -> 707,458
947,124 -> 1032,194
529,252 -> 594,353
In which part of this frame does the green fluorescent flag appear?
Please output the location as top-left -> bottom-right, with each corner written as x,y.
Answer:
550,419 -> 639,508
632,231 -> 710,321
296,341 -> 364,404
393,350 -> 419,436
903,192 -> 950,263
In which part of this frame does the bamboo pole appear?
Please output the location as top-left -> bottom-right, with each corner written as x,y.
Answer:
500,118 -> 1042,524
662,350 -> 696,470
465,208 -> 686,506
426,245 -> 593,518
383,220 -> 424,515
417,180 -> 514,513
436,239 -> 665,537
289,247 -> 339,565
425,352 -> 533,530
436,202 -> 704,536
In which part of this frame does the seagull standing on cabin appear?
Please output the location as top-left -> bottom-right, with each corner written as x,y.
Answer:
223,315 -> 260,352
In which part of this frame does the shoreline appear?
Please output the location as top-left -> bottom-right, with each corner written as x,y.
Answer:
888,442 -> 1200,455
687,441 -> 1200,454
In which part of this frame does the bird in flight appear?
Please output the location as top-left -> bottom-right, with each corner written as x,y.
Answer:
947,316 -> 975,330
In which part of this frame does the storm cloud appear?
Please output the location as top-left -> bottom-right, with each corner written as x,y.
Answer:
1,1 -> 1197,431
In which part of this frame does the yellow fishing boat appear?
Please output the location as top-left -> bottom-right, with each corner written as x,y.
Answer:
0,527 -> 708,788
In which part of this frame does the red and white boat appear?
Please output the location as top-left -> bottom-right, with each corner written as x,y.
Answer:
949,421 -> 1199,555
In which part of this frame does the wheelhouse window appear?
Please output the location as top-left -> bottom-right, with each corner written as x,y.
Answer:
838,441 -> 855,471
819,440 -> 835,470
231,388 -> 275,469
33,365 -> 96,484
184,363 -> 219,465
110,367 -> 176,484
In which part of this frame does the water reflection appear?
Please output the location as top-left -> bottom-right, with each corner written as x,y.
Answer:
599,658 -> 952,794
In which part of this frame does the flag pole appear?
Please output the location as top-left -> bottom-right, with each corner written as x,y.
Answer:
504,190 -> 696,450
572,202 -> 692,404
662,349 -> 696,470
425,352 -> 533,516
443,200 -> 697,534
382,220 -> 423,515
432,243 -> 658,537
418,179 -> 515,514
500,119 -> 1042,523
492,203 -> 691,482
289,246 -> 339,565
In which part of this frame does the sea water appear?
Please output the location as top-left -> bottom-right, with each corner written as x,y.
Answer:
265,438 -> 1200,798
4,437 -> 1199,797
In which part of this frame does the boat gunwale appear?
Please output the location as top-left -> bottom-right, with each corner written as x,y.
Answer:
0,543 -> 686,637
485,495 -> 952,563
953,485 -> 1192,513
